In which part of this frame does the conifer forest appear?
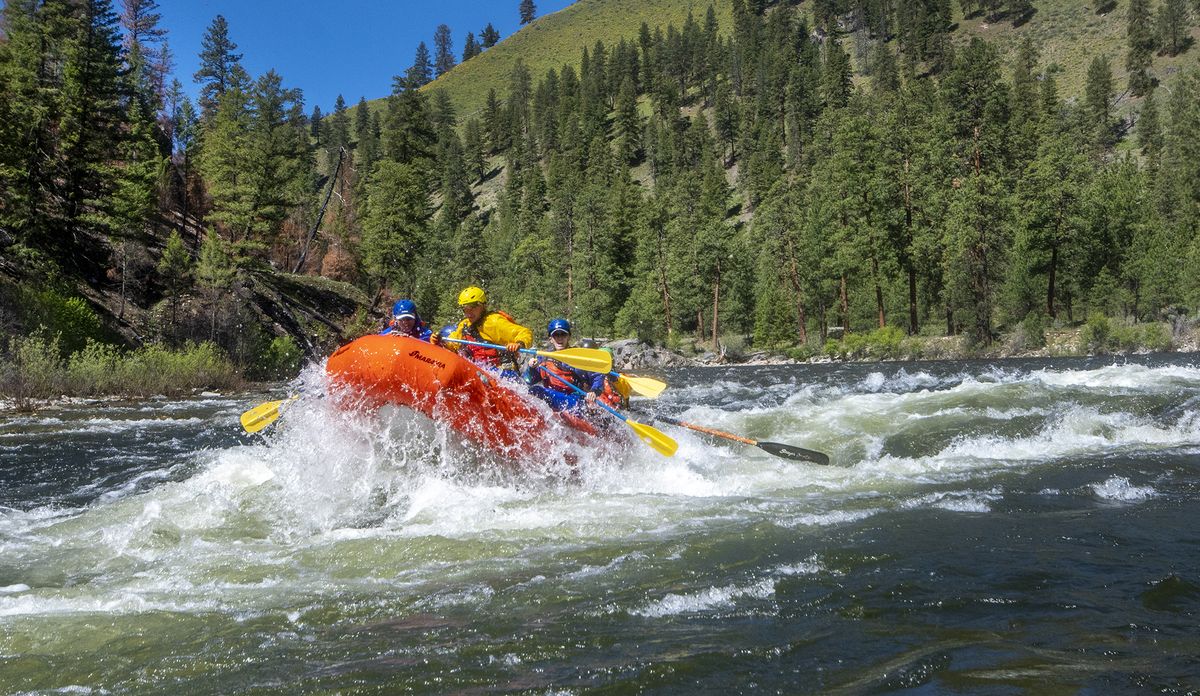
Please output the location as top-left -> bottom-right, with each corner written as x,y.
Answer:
2,0 -> 1200,379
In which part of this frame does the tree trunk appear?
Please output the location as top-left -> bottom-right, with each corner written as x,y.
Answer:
711,259 -> 721,348
658,227 -> 672,337
783,234 -> 808,343
119,242 -> 128,320
840,273 -> 850,334
1047,243 -> 1058,319
903,156 -> 918,335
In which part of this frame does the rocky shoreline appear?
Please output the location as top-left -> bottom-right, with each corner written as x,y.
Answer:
601,324 -> 1200,371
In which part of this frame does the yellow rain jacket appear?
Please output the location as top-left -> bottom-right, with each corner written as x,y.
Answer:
450,310 -> 533,367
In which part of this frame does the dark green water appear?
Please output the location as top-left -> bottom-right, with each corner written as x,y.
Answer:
2,356 -> 1199,694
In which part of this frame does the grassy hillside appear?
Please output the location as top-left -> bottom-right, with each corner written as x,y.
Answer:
418,0 -> 733,122
380,0 -> 1198,128
948,0 -> 1200,101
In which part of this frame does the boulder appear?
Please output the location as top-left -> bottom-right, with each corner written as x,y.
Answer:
603,338 -> 693,370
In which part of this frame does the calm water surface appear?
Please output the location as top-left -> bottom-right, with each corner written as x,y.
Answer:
2,355 -> 1199,694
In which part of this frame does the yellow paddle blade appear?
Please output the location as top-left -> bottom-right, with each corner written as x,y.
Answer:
537,347 -> 612,374
619,374 -> 667,398
626,418 -> 678,457
239,396 -> 295,434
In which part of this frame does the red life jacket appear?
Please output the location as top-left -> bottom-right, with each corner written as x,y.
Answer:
599,375 -> 625,408
462,310 -> 517,369
537,358 -> 586,394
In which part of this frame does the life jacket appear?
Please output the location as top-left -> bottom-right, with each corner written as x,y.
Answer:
534,355 -> 588,394
462,310 -> 518,369
598,375 -> 626,408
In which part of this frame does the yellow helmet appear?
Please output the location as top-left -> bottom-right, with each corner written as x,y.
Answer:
457,286 -> 487,305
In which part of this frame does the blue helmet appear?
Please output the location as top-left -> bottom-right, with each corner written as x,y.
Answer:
547,318 -> 571,336
392,299 -> 417,320
438,324 -> 456,339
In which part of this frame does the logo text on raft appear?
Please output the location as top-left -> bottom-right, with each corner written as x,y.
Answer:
410,350 -> 447,370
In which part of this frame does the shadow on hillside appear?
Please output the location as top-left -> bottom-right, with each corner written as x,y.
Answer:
480,165 -> 503,185
1012,7 -> 1037,27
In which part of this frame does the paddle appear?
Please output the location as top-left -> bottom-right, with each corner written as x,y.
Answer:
441,337 -> 613,374
612,372 -> 667,398
240,395 -> 298,434
538,371 -> 677,457
647,413 -> 830,465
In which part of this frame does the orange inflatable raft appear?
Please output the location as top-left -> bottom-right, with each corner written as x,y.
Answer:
325,334 -> 604,462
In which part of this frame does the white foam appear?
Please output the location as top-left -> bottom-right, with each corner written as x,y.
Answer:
1091,476 -> 1156,501
777,508 -> 878,528
1030,363 -> 1200,390
774,557 -> 826,576
630,578 -> 776,618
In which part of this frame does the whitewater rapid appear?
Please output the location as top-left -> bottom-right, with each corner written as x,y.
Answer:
2,356 -> 1198,692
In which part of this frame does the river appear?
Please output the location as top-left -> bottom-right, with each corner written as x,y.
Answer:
2,355 -> 1199,693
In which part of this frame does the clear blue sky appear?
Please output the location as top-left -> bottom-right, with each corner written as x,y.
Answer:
160,0 -> 575,113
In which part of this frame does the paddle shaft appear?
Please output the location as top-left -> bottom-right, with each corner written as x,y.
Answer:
654,414 -> 756,445
647,413 -> 830,465
441,337 -> 611,373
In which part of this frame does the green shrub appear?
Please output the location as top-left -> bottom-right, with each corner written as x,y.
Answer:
1080,312 -> 1111,353
1080,313 -> 1172,354
21,289 -> 103,355
1,337 -> 239,400
1018,312 -> 1047,350
786,345 -> 814,361
123,342 -> 238,395
865,325 -> 907,359
1110,322 -> 1172,352
823,326 -> 909,360
65,340 -> 123,395
1,331 -> 65,401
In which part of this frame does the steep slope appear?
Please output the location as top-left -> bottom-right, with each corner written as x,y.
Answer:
400,0 -> 1198,126
420,0 -> 733,122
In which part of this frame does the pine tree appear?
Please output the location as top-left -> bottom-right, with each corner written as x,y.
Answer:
483,88 -> 507,152
1010,127 -> 1091,321
480,23 -> 500,49
1085,55 -> 1114,147
169,85 -> 200,247
236,71 -> 311,248
354,97 -> 381,176
519,0 -> 537,26
614,78 -> 642,163
120,0 -> 167,106
406,42 -> 433,88
361,161 -> 431,295
1008,38 -> 1041,170
463,32 -> 481,61
310,105 -> 323,144
433,24 -> 456,76
1138,87 -> 1163,167
1156,0 -> 1191,56
821,37 -> 853,109
463,118 -> 486,182
326,94 -> 350,170
1126,0 -> 1156,95
195,230 -> 235,340
157,230 -> 192,341
194,14 -> 243,119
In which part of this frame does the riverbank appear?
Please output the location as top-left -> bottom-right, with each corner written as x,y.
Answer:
0,334 -> 243,410
606,319 -> 1200,370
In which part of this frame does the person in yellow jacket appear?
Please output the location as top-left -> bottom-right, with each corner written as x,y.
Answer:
432,286 -> 533,372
